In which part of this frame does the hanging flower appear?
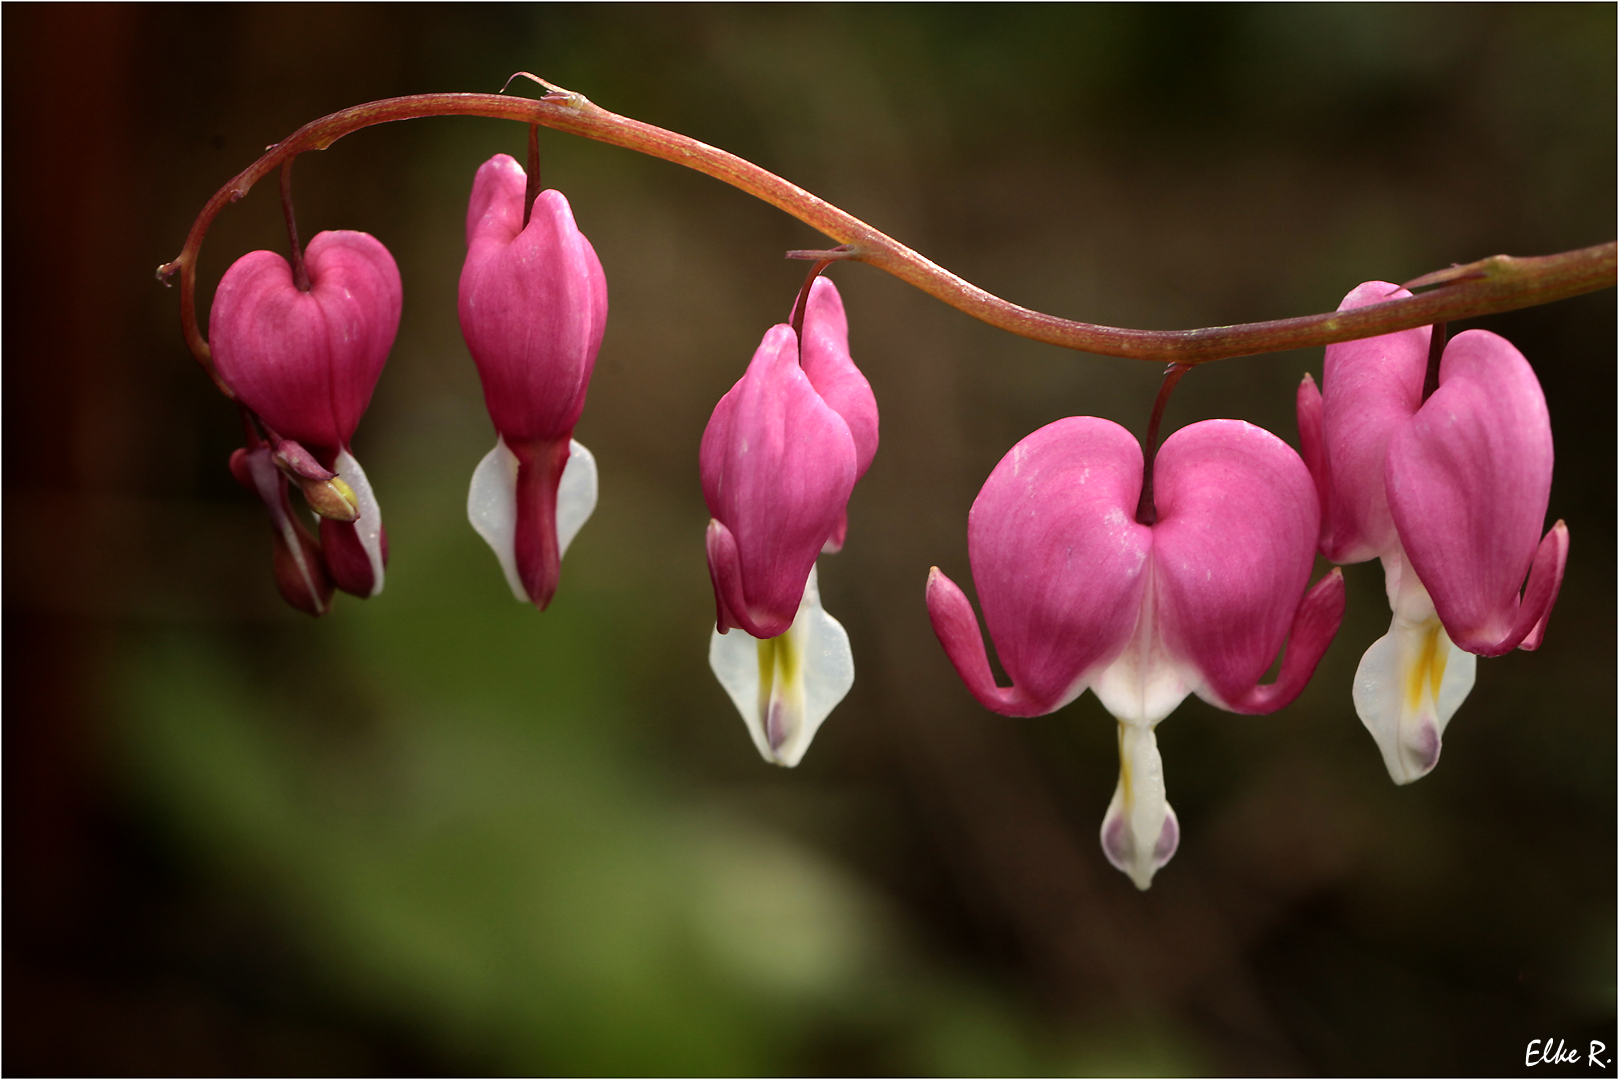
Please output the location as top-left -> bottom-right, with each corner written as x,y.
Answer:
460,153 -> 607,610
210,230 -> 401,601
927,416 -> 1344,888
702,277 -> 878,765
1297,281 -> 1567,783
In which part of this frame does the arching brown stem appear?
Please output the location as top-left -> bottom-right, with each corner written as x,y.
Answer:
158,85 -> 1618,388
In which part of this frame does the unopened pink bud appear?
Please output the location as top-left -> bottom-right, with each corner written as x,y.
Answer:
459,154 -> 607,610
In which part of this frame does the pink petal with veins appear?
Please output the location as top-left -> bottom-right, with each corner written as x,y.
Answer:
1151,420 -> 1325,710
211,231 -> 401,455
1386,330 -> 1562,655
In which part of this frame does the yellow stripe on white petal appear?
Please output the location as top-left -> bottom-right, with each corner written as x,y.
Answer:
1353,553 -> 1477,784
333,449 -> 385,597
1099,721 -> 1180,891
708,564 -> 854,767
466,435 -> 597,603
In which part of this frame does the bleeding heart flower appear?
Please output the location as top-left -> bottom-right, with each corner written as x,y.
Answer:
210,230 -> 400,601
702,277 -> 878,766
460,153 -> 607,610
927,416 -> 1344,888
1297,282 -> 1567,784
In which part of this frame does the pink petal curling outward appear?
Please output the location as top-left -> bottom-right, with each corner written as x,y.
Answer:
1300,281 -> 1567,785
927,416 -> 1343,889
459,153 -> 608,610
210,230 -> 402,601
702,277 -> 878,768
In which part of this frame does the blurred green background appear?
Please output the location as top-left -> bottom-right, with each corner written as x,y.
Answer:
5,4 -> 1613,1075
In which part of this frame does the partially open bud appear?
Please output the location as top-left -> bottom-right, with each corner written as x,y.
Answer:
230,445 -> 333,617
211,230 -> 400,602
272,438 -> 359,522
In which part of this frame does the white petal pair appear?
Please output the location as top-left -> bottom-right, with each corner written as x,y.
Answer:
467,436 -> 598,603
709,565 -> 854,768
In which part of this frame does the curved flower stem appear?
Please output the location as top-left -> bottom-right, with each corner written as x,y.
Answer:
1134,363 -> 1193,527
158,84 -> 1618,387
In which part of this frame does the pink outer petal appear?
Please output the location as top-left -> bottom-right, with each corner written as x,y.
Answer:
459,155 -> 608,442
797,278 -> 879,481
699,324 -> 857,638
211,231 -> 401,454
1317,281 -> 1431,564
925,568 -> 1052,717
1150,420 -> 1325,710
1386,330 -> 1560,655
963,416 -> 1152,712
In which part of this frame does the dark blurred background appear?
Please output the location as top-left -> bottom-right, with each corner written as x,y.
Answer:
5,4 -> 1613,1075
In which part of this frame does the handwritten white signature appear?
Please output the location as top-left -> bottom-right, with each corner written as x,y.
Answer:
1525,1039 -> 1609,1068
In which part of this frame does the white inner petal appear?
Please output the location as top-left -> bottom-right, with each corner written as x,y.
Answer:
555,439 -> 597,559
1355,556 -> 1477,784
1099,721 -> 1180,890
708,564 -> 854,768
467,437 -> 598,604
1090,566 -> 1197,727
467,436 -> 527,602
333,449 -> 385,597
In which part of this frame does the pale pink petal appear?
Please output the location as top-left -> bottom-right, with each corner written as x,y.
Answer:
1385,330 -> 1559,655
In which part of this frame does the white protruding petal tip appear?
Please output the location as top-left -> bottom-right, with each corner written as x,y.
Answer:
1353,608 -> 1477,785
334,449 -> 385,597
1100,722 -> 1179,890
708,564 -> 854,767
467,436 -> 529,603
556,439 -> 598,559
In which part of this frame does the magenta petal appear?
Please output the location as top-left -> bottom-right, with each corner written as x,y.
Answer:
705,518 -> 748,635
1515,522 -> 1568,652
1222,570 -> 1346,713
459,155 -> 608,443
700,324 -> 857,636
1317,281 -> 1431,564
925,568 -> 1044,717
966,417 -> 1151,711
1385,330 -> 1557,655
1150,420 -> 1323,708
211,231 -> 401,454
797,278 -> 879,481
507,436 -> 572,611
320,517 -> 381,597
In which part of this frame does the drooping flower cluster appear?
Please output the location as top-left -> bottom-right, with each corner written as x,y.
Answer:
1298,281 -> 1567,783
702,277 -> 878,766
210,230 -> 402,613
923,279 -> 1566,889
198,144 -> 1567,895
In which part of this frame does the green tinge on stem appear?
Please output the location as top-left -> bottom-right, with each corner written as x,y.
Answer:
159,85 -> 1618,382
